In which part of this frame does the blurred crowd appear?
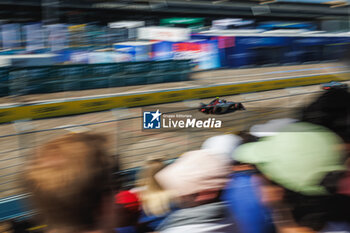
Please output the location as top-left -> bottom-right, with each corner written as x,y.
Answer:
1,87 -> 350,233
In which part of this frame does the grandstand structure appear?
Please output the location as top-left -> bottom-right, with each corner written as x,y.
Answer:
0,0 -> 350,23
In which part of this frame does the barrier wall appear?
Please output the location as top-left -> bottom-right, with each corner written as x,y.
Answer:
0,59 -> 192,97
0,72 -> 349,124
193,33 -> 350,68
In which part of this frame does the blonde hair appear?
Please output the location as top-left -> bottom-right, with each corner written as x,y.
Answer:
136,158 -> 172,216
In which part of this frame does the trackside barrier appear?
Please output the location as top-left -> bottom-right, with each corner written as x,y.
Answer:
0,194 -> 33,222
0,72 -> 349,124
0,60 -> 192,97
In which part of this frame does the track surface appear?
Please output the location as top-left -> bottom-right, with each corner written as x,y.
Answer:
2,78 -> 349,198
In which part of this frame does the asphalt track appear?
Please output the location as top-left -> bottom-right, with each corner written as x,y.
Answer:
0,63 -> 349,198
0,63 -> 347,233
0,62 -> 349,124
1,77 -> 350,198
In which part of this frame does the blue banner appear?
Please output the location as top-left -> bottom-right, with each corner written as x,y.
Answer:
258,22 -> 316,30
1,24 -> 21,49
24,23 -> 45,52
46,24 -> 67,51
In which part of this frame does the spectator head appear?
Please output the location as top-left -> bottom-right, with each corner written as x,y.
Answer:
235,122 -> 346,196
300,88 -> 350,143
235,122 -> 349,231
155,149 -> 231,207
24,133 -> 114,232
137,158 -> 171,216
201,134 -> 243,163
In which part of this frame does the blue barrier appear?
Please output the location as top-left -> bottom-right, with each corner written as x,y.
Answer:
0,195 -> 33,222
0,60 -> 192,97
192,33 -> 350,68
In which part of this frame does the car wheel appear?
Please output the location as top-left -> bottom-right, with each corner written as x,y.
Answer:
214,106 -> 222,114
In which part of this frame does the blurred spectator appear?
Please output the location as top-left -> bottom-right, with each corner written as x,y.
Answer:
115,190 -> 141,217
201,134 -> 242,163
249,118 -> 297,138
136,158 -> 172,217
114,158 -> 173,233
236,130 -> 259,145
114,190 -> 141,233
155,149 -> 238,233
300,89 -> 350,198
300,88 -> 350,144
24,133 -> 116,233
136,158 -> 173,231
235,122 -> 350,232
203,133 -> 276,233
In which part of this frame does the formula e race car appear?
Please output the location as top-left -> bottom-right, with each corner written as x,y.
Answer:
322,81 -> 348,90
199,98 -> 246,114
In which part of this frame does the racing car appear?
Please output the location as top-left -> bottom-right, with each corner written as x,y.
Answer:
199,97 -> 245,114
322,81 -> 348,90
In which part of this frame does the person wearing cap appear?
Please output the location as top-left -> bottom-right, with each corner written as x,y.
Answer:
300,88 -> 350,197
23,133 -> 118,233
202,133 -> 276,233
300,88 -> 350,146
155,149 -> 239,233
202,132 -> 275,233
234,122 -> 350,232
249,118 -> 297,138
201,134 -> 243,162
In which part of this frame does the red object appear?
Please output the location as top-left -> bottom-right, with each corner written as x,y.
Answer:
115,190 -> 141,212
215,36 -> 235,49
173,42 -> 201,52
209,99 -> 220,106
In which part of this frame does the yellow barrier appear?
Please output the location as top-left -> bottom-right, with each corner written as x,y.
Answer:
0,73 -> 349,124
